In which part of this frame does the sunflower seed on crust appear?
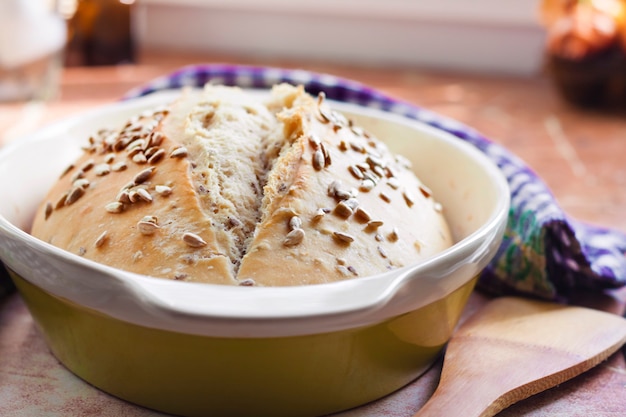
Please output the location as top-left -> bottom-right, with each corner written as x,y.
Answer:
132,153 -> 147,164
349,165 -> 364,180
135,188 -> 153,203
73,178 -> 90,189
80,159 -> 95,172
44,202 -> 53,220
403,190 -> 415,207
94,163 -> 111,176
354,207 -> 371,222
170,146 -> 188,158
183,232 -> 207,248
133,167 -> 155,185
334,201 -> 353,218
359,179 -> 376,192
148,149 -> 166,164
367,220 -> 384,229
95,231 -> 108,248
65,187 -> 85,205
312,149 -> 325,171
312,208 -> 328,222
388,227 -> 399,242
288,216 -> 302,231
105,202 -> 124,213
333,231 -> 354,244
419,185 -> 432,198
111,162 -> 127,172
239,278 -> 256,286
308,134 -> 321,149
137,220 -> 160,235
283,228 -> 305,247
155,185 -> 172,196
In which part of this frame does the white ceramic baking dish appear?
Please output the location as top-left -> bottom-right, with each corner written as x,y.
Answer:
0,89 -> 509,417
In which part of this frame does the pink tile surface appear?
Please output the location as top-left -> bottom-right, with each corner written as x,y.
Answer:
1,291 -> 625,417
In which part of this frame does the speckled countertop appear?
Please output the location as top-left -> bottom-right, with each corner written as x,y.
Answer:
1,52 -> 625,416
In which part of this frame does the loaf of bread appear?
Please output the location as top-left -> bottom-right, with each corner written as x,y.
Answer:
31,84 -> 453,286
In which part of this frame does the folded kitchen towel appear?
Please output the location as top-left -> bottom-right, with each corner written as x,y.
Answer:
122,64 -> 626,300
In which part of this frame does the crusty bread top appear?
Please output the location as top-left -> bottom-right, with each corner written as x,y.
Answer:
31,84 -> 452,286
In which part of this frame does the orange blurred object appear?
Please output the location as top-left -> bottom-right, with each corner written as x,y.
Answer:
540,0 -> 626,108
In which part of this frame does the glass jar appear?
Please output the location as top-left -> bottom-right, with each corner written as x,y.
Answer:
0,0 -> 66,102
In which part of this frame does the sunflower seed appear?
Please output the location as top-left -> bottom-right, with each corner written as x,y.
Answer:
283,228 -> 305,247
333,231 -> 354,244
95,231 -> 108,248
132,153 -> 147,164
183,232 -> 207,248
377,246 -> 388,258
116,189 -> 131,204
308,134 -> 321,150
80,159 -> 95,172
388,227 -> 399,242
94,163 -> 111,176
170,146 -> 188,158
354,207 -> 371,222
327,180 -> 342,197
148,131 -> 165,147
155,185 -> 172,196
111,162 -> 127,172
65,187 -> 84,205
288,216 -> 302,231
312,208 -> 328,221
359,179 -> 376,192
137,220 -> 160,235
44,202 -> 53,220
349,165 -> 364,180
59,164 -> 74,178
367,220 -> 384,229
350,142 -> 365,153
70,170 -> 85,182
320,143 -> 331,167
334,201 -> 353,218
126,139 -> 146,152
318,106 -> 333,124
387,177 -> 400,190
403,190 -> 415,207
239,278 -> 256,286
105,202 -> 124,213
133,167 -> 155,185
73,178 -> 90,189
312,149 -> 325,171
134,188 -> 153,203
379,192 -> 391,203
343,198 -> 359,210
419,185 -> 432,198
148,149 -> 166,164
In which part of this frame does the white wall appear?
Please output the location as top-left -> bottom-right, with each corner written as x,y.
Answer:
134,0 -> 546,76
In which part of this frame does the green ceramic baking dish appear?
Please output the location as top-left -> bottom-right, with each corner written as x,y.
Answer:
0,90 -> 509,417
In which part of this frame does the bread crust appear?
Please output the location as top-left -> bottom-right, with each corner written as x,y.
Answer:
31,84 -> 452,286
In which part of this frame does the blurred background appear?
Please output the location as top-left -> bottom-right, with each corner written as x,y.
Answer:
3,0 -> 626,108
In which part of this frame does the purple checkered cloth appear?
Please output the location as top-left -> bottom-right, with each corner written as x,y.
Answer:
122,64 -> 626,300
